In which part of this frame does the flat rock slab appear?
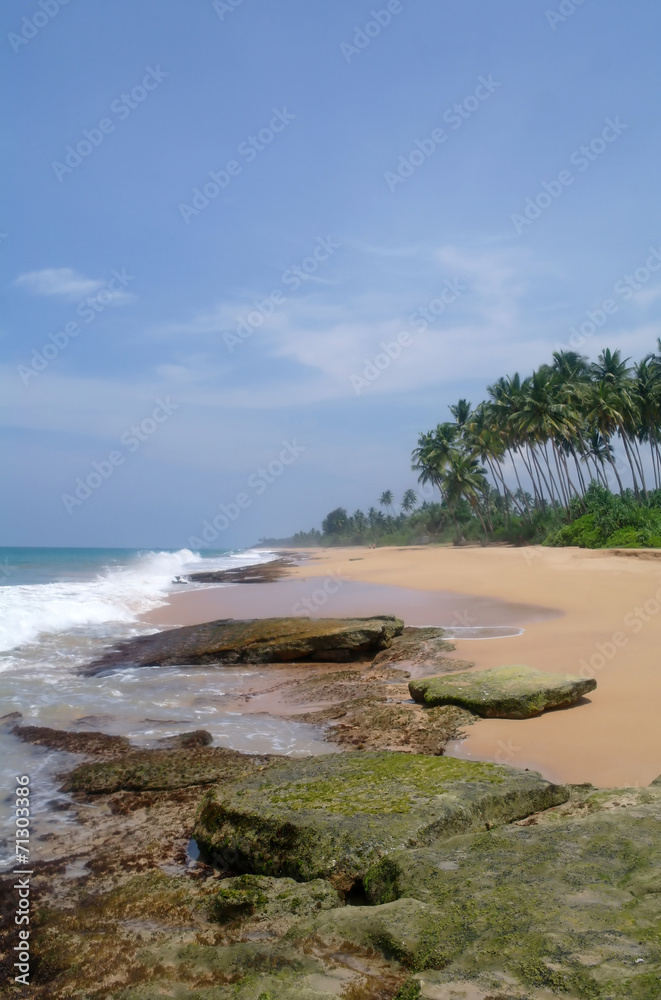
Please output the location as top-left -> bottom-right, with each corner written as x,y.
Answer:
12,725 -> 131,757
63,746 -> 270,795
84,615 -> 404,674
409,664 -> 596,718
194,751 -> 568,890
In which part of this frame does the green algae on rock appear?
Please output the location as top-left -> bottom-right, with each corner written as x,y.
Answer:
194,751 -> 568,890
409,663 -> 597,718
211,873 -> 341,924
356,783 -> 661,998
24,767 -> 661,998
84,614 -> 404,673
63,745 -> 271,794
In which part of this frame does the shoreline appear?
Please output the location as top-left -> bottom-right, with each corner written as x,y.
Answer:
148,544 -> 661,788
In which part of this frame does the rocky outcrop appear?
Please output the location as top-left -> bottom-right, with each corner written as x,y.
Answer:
410,664 -> 597,718
63,746 -> 270,795
210,873 -> 342,925
84,615 -> 404,674
289,783 -> 661,997
12,724 -> 131,757
183,556 -> 297,584
370,626 -> 474,673
26,746 -> 661,999
156,729 -> 213,749
194,751 -> 569,890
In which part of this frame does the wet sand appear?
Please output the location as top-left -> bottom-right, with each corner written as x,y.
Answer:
146,545 -> 661,788
144,576 -> 558,631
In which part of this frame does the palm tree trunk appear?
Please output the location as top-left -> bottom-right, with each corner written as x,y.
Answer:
605,443 -> 626,494
619,433 -> 640,498
507,448 -> 534,516
631,437 -> 648,498
530,446 -> 558,507
549,442 -> 570,506
518,445 -> 545,509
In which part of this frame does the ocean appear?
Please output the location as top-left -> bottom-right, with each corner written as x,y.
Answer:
0,547 -> 333,868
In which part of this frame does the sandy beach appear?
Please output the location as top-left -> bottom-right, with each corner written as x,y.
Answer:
146,544 -> 661,789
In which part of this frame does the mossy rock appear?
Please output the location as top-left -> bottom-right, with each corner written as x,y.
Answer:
211,873 -> 341,924
63,745 -> 270,794
194,751 -> 568,890
289,896 -> 445,968
85,614 -> 405,673
359,785 -> 661,996
410,664 -> 596,718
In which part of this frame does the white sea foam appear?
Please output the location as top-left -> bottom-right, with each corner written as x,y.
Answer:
0,548 -> 275,652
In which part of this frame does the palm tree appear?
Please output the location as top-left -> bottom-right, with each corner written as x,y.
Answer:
352,509 -> 367,534
635,357 -> 661,489
401,489 -> 418,513
378,490 -> 395,516
589,351 -> 641,496
410,340 -> 661,542
367,507 -> 380,529
449,398 -> 472,428
441,452 -> 490,540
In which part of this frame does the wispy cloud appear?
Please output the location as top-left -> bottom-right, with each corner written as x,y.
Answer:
14,267 -> 106,300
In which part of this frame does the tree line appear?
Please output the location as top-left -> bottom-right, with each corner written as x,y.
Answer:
271,343 -> 661,549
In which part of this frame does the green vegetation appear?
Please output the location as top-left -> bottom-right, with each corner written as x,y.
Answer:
278,345 -> 661,549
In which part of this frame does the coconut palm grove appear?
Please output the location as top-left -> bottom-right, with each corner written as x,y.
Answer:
278,344 -> 661,549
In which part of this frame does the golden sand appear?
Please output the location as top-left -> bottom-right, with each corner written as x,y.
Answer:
283,545 -> 661,788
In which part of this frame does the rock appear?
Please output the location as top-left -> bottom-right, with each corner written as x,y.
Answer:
63,746 -> 270,795
84,615 -> 404,674
355,784 -> 661,995
24,768 -> 661,998
194,751 -> 569,891
12,725 -> 131,757
185,556 -> 296,584
318,702 -> 474,755
0,711 -> 23,726
409,664 -> 596,718
211,873 -> 341,924
156,729 -> 213,749
371,626 -> 474,674
290,896 -> 442,968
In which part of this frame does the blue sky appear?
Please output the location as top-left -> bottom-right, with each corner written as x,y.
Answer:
3,0 -> 661,548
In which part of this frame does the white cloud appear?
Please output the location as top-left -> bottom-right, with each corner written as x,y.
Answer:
14,268 -> 105,300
